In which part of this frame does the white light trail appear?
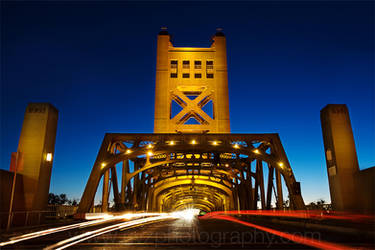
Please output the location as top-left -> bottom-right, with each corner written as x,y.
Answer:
0,217 -> 116,247
0,210 -> 196,248
0,212 -> 163,247
45,214 -> 176,250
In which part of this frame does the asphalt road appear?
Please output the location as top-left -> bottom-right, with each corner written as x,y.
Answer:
1,218 -> 127,249
1,214 -> 373,249
69,217 -> 312,249
1,217 -> 310,249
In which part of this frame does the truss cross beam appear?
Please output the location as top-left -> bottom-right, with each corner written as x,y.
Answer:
78,133 -> 305,213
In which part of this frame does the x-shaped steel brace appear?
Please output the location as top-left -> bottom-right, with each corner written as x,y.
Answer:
170,88 -> 214,125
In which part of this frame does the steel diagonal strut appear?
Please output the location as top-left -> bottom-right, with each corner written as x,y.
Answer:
77,133 -> 305,215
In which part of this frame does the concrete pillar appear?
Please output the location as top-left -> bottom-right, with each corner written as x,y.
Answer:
17,103 -> 58,211
320,104 -> 360,211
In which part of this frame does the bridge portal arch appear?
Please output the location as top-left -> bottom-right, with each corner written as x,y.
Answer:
77,133 -> 305,214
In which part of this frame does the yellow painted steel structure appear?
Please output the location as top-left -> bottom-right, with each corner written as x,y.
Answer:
77,133 -> 305,213
154,28 -> 230,133
77,30 -> 305,214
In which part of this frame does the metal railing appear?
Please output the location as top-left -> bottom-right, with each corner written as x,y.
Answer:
0,205 -> 78,230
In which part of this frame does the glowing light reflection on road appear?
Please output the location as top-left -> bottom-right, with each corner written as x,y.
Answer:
202,210 -> 374,222
171,208 -> 200,222
201,213 -> 357,250
0,217 -> 115,247
1,209 -> 368,249
45,214 -> 177,250
0,212 -> 170,247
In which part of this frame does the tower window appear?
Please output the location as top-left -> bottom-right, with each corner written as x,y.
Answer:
170,73 -> 177,78
183,60 -> 190,69
206,60 -> 214,69
207,73 -> 214,78
195,73 -> 202,78
171,60 -> 178,68
194,61 -> 201,69
182,73 -> 190,78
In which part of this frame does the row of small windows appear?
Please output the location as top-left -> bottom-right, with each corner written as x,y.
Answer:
171,60 -> 213,69
171,73 -> 214,78
28,107 -> 46,113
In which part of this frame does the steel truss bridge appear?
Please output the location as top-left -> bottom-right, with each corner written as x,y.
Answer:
77,133 -> 305,214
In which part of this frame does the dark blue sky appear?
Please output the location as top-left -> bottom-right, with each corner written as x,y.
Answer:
1,1 -> 374,203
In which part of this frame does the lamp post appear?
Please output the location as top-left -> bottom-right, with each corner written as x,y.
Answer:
7,151 -> 19,231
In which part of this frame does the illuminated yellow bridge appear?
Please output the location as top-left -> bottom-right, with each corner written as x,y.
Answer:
77,133 -> 305,213
78,29 -> 305,214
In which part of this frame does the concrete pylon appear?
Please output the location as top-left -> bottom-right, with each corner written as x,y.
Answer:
17,103 -> 58,211
320,104 -> 360,211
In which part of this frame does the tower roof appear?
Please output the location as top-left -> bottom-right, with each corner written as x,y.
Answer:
159,27 -> 169,35
215,28 -> 225,37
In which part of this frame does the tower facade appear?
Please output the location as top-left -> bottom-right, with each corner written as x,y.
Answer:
320,104 -> 360,211
17,103 -> 58,210
154,29 -> 230,133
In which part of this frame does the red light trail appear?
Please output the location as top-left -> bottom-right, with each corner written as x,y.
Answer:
199,210 -> 372,250
200,214 -> 356,250
201,210 -> 374,222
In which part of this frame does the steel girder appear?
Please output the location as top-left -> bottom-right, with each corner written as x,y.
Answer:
77,133 -> 305,214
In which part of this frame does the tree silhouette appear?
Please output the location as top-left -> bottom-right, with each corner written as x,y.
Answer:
48,193 -> 79,205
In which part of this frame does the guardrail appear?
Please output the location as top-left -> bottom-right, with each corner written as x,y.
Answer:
0,205 -> 78,229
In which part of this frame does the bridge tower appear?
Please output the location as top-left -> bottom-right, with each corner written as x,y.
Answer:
154,28 -> 230,133
77,30 -> 305,214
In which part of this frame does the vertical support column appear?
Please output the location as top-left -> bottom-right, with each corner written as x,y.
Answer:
132,162 -> 139,210
253,169 -> 259,209
240,169 -> 247,210
126,180 -> 132,207
147,187 -> 155,211
212,31 -> 230,132
266,167 -> 274,209
120,160 -> 129,205
144,185 -> 149,211
257,160 -> 266,209
237,160 -> 247,210
102,169 -> 110,212
139,172 -> 146,210
233,183 -> 240,211
236,189 -> 241,212
246,165 -> 253,209
275,169 -> 283,209
154,30 -> 171,133
111,167 -> 121,210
